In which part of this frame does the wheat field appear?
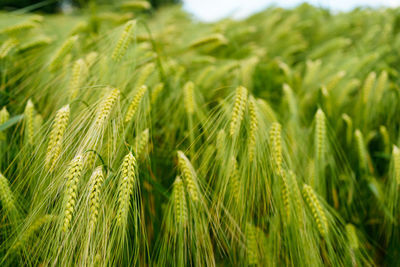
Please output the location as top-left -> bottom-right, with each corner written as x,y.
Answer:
0,1 -> 399,266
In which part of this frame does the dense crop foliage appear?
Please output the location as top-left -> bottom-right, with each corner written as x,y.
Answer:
1,2 -> 400,266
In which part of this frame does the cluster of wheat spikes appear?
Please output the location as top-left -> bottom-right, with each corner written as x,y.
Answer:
1,1 -> 400,266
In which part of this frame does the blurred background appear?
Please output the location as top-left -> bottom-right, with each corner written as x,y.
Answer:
1,0 -> 400,19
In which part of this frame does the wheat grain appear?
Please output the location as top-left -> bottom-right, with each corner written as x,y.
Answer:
0,20 -> 38,34
49,35 -> 78,71
45,105 -> 70,171
0,107 -> 9,140
315,109 -> 326,161
151,83 -> 164,104
125,85 -> 147,123
362,72 -> 376,104
116,152 -> 136,226
24,99 -> 35,145
183,81 -> 195,114
246,223 -> 258,265
177,151 -> 199,202
173,176 -> 188,228
229,157 -> 240,202
392,145 -> 400,185
62,154 -> 83,232
230,86 -> 248,136
135,62 -> 155,88
303,184 -> 328,236
0,38 -> 19,59
135,128 -> 149,160
112,20 -> 136,62
0,173 -> 15,212
354,129 -> 367,171
17,36 -> 52,52
14,215 -> 55,249
248,96 -> 258,162
121,1 -> 152,10
269,122 -> 283,174
89,167 -> 104,229
346,224 -> 359,249
69,58 -> 87,100
95,88 -> 120,127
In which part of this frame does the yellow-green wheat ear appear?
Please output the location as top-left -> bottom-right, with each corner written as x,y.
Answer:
62,154 -> 84,232
183,81 -> 195,114
13,214 -> 56,250
229,156 -> 240,202
49,35 -> 78,72
121,1 -> 152,10
135,62 -> 155,88
95,88 -> 120,127
246,222 -> 259,265
69,58 -> 87,100
45,105 -> 70,172
269,122 -> 283,174
354,129 -> 368,171
0,172 -> 16,213
189,33 -> 228,49
230,86 -> 248,137
0,107 -> 10,140
248,96 -> 258,162
135,128 -> 150,160
302,184 -> 329,237
346,224 -> 359,250
24,99 -> 35,145
0,38 -> 19,59
88,167 -> 104,230
392,145 -> 400,186
216,129 -> 226,161
177,150 -> 199,202
362,71 -> 376,104
151,83 -> 164,104
125,85 -> 147,123
173,176 -> 188,228
112,20 -> 136,62
116,152 -> 136,227
315,108 -> 327,161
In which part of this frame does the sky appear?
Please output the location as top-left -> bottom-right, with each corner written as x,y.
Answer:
183,0 -> 400,22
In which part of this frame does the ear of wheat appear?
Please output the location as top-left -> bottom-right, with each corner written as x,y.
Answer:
248,96 -> 258,162
229,157 -> 240,202
392,145 -> 400,185
116,152 -> 136,226
151,83 -> 164,104
45,105 -> 70,171
0,107 -> 10,140
230,86 -> 248,137
125,85 -> 147,123
24,99 -> 35,145
246,222 -> 258,265
63,154 -> 83,232
95,88 -> 120,127
183,81 -> 195,114
269,122 -> 283,174
135,128 -> 149,160
112,20 -> 136,62
315,109 -> 327,161
173,176 -> 188,228
0,173 -> 16,213
89,167 -> 104,229
303,184 -> 328,236
49,35 -> 78,71
0,38 -> 19,59
177,151 -> 199,202
69,58 -> 87,100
